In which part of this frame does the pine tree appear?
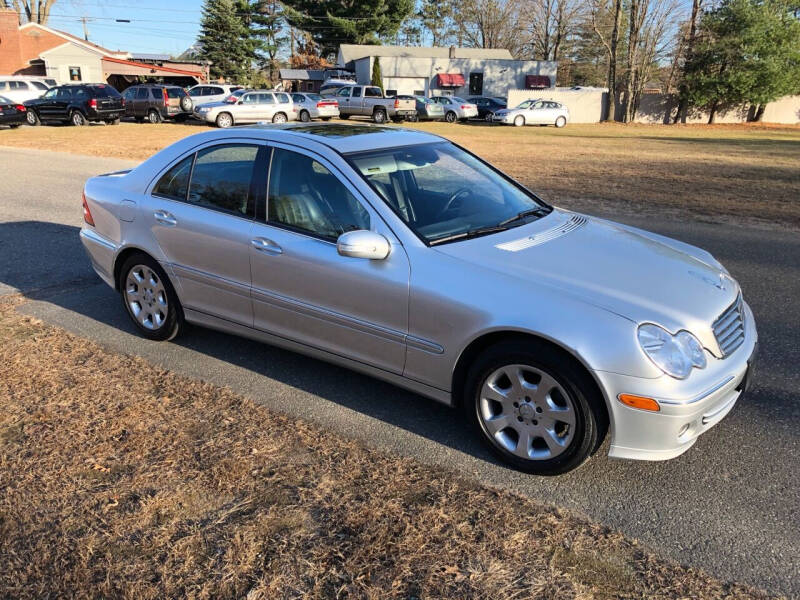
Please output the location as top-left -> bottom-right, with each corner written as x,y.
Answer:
251,0 -> 285,84
198,0 -> 253,82
371,56 -> 383,91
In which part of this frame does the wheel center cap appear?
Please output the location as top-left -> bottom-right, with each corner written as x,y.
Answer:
518,404 -> 535,418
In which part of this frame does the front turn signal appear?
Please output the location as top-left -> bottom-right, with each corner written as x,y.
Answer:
618,394 -> 660,412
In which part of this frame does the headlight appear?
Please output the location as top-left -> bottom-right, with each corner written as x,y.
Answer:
197,107 -> 210,113
637,324 -> 707,379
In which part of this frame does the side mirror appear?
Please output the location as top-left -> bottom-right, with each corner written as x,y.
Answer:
337,230 -> 391,260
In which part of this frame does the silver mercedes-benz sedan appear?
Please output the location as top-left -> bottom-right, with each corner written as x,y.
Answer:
80,124 -> 757,475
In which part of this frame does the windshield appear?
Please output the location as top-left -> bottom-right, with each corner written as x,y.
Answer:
516,100 -> 533,109
348,142 -> 550,245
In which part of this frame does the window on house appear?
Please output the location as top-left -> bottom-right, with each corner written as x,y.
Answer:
68,67 -> 82,81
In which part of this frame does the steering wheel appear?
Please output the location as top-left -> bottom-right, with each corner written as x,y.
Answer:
438,187 -> 472,217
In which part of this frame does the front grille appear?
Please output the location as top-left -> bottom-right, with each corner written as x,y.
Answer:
713,295 -> 745,357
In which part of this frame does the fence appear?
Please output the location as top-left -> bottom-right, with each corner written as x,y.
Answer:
506,88 -> 800,125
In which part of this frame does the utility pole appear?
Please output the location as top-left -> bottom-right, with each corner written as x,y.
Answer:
81,16 -> 89,41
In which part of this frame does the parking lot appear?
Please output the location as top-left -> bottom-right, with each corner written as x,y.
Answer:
1,122 -> 799,596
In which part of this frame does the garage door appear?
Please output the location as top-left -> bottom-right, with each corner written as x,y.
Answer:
383,77 -> 428,96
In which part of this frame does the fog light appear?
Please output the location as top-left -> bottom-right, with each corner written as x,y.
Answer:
618,394 -> 660,412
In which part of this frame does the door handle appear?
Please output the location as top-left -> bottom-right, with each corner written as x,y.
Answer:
153,210 -> 177,226
251,237 -> 282,255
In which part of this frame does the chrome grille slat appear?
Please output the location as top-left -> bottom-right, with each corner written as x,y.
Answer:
496,214 -> 587,252
712,295 -> 745,357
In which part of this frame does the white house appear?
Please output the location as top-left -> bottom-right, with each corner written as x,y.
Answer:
336,44 -> 557,98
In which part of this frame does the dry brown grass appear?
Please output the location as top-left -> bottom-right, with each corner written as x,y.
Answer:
0,295 -> 780,599
2,120 -> 799,227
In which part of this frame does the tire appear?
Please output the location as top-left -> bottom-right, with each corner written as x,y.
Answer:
485,111 -> 494,122
513,115 -> 525,127
70,110 -> 87,126
372,109 -> 387,124
9,123 -> 21,129
216,112 -> 233,128
26,110 -> 40,126
119,254 -> 183,342
462,340 -> 607,475
339,114 -> 349,120
180,95 -> 193,112
555,116 -> 567,128
147,109 -> 162,124
272,112 -> 287,123
320,117 -> 331,121
299,110 -> 311,122
134,117 -> 145,124
106,118 -> 120,125
445,111 -> 457,123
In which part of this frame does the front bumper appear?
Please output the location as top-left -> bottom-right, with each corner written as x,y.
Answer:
596,301 -> 758,461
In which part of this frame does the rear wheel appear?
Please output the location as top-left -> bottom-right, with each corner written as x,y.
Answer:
339,114 -> 349,120
462,340 -> 606,475
70,110 -> 87,126
299,110 -> 311,122
372,109 -> 387,124
320,117 -> 332,121
26,110 -> 40,126
120,254 -> 183,341
485,111 -> 494,122
555,116 -> 567,128
216,112 -> 233,128
513,115 -> 525,127
445,111 -> 457,123
9,123 -> 21,128
272,112 -> 287,123
147,109 -> 162,124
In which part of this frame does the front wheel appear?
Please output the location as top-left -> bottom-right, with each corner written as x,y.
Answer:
299,110 -> 311,122
462,340 -> 606,475
485,111 -> 494,122
216,112 -> 233,128
26,110 -> 40,126
513,115 -> 525,127
120,255 -> 183,341
148,109 -> 162,124
272,112 -> 287,123
372,109 -> 387,124
555,116 -> 567,128
71,110 -> 87,126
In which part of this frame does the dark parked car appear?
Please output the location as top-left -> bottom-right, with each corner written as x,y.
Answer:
25,83 -> 124,126
467,96 -> 507,121
122,84 -> 193,123
0,95 -> 27,128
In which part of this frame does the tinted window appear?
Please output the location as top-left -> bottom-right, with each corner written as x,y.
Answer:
166,88 -> 185,98
74,88 -> 89,101
275,92 -> 290,103
0,82 -> 7,91
42,88 -> 57,99
188,145 -> 259,217
291,93 -> 305,103
188,87 -> 204,97
364,87 -> 382,97
153,155 -> 193,200
258,93 -> 275,104
268,148 -> 369,240
92,85 -> 120,97
306,93 -> 322,101
150,88 -> 162,100
242,93 -> 259,104
57,88 -> 72,99
123,88 -> 136,100
136,87 -> 149,99
10,81 -> 29,90
351,87 -> 362,98
336,87 -> 351,97
31,81 -> 48,90
209,86 -> 224,95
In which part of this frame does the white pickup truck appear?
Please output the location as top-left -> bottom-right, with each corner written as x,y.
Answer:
334,85 -> 417,123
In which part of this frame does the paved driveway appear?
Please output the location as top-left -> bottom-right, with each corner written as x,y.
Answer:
1,147 -> 798,596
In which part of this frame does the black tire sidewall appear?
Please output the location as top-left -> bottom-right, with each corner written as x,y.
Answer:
300,110 -> 310,122
446,111 -> 456,123
119,254 -> 182,341
27,110 -> 40,125
373,110 -> 386,123
462,341 -> 603,475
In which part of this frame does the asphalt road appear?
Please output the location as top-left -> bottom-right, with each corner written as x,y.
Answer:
1,147 -> 798,596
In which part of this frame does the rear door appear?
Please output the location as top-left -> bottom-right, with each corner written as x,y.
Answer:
122,87 -> 136,117
335,86 -> 353,114
134,87 -> 150,117
141,141 -> 265,325
53,86 -> 73,120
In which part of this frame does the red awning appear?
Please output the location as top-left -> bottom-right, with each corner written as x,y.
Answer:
525,75 -> 551,89
436,73 -> 465,87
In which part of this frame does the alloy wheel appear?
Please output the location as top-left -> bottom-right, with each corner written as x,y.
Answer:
26,111 -> 38,125
478,364 -> 576,460
514,115 -> 525,127
124,265 -> 169,331
217,113 -> 233,128
446,111 -> 456,123
300,110 -> 310,122
72,111 -> 86,126
273,113 -> 287,123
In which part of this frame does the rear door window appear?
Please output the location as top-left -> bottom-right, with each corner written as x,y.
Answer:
187,144 -> 260,217
136,88 -> 149,100
209,87 -> 224,95
291,94 -> 305,103
31,81 -> 48,90
275,92 -> 290,104
153,155 -> 193,200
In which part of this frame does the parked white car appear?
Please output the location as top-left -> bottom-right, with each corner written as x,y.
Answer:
193,90 -> 297,127
290,92 -> 339,122
431,96 -> 479,122
187,84 -> 243,107
0,77 -> 53,104
493,100 -> 570,127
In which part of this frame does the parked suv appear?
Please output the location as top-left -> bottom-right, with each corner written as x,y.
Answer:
25,83 -> 124,126
0,77 -> 52,104
122,84 -> 193,123
187,84 -> 242,106
193,90 -> 296,127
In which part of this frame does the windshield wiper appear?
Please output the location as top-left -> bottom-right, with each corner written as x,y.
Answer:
498,207 -> 551,227
429,225 -> 509,246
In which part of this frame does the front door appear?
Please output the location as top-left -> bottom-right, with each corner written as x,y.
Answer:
469,72 -> 483,96
249,145 -> 410,374
141,142 -> 265,326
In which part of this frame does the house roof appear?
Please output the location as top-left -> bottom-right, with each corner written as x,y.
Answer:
279,69 -> 325,81
19,22 -> 128,57
338,44 -> 514,65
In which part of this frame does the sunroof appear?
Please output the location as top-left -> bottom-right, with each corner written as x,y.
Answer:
278,124 -> 401,138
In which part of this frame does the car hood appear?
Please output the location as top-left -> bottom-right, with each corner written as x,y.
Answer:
433,210 -> 738,353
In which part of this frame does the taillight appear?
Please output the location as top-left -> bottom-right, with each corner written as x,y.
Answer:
15,104 -> 26,112
394,99 -> 400,108
82,191 -> 95,226
461,105 -> 469,109
88,98 -> 97,109
162,88 -> 168,104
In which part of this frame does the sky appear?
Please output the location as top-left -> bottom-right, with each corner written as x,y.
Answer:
45,0 -> 204,56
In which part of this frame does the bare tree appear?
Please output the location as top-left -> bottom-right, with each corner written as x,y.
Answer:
522,0 -> 585,61
9,0 -> 56,24
590,0 -> 622,121
452,0 -> 525,55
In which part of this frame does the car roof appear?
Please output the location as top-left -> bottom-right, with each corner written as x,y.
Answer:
187,123 -> 445,154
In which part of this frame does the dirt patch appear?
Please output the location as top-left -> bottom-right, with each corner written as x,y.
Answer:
0,295 -> 779,599
2,120 -> 798,227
